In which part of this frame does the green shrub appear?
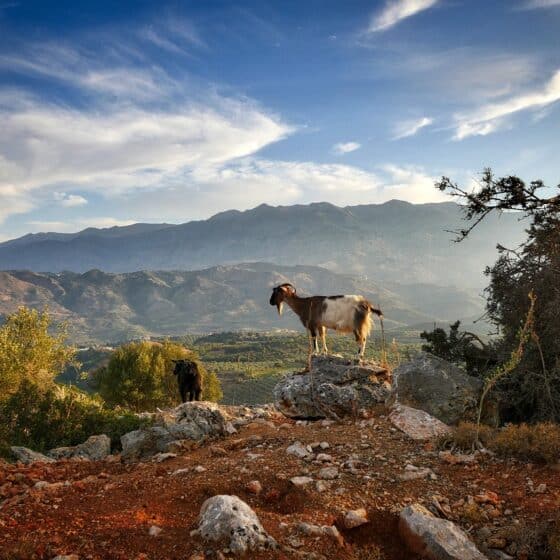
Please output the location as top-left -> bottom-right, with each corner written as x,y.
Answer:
0,379 -> 149,456
95,340 -> 222,411
0,307 -> 76,399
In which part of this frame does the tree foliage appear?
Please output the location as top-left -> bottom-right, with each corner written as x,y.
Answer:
94,340 -> 222,412
420,320 -> 498,377
0,380 -> 148,455
436,170 -> 560,422
0,307 -> 76,399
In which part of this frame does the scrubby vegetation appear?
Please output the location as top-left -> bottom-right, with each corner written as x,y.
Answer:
93,340 -> 222,412
441,421 -> 560,465
434,170 -> 560,424
0,380 -> 148,456
0,308 -> 222,456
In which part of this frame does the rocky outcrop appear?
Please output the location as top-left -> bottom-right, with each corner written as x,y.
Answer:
388,354 -> 482,425
399,503 -> 488,560
274,355 -> 390,419
389,404 -> 452,441
195,495 -> 277,555
10,447 -> 54,464
121,402 -> 230,461
48,434 -> 111,461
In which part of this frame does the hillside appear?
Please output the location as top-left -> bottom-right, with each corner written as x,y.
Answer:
1,412 -> 557,559
0,264 -> 482,344
0,201 -> 525,289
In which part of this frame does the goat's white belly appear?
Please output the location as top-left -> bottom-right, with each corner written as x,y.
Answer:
321,296 -> 364,332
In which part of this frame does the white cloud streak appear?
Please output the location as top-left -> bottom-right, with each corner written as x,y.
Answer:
332,141 -> 361,155
453,68 -> 560,140
369,0 -> 439,32
521,0 -> 560,8
27,218 -> 135,233
392,116 -> 433,139
54,193 -> 88,207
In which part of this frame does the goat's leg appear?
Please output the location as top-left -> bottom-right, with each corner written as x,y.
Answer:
321,326 -> 328,354
306,331 -> 314,371
195,388 -> 202,401
179,384 -> 187,404
358,337 -> 367,361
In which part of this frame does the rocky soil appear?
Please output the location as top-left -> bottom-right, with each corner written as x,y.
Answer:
1,407 -> 559,560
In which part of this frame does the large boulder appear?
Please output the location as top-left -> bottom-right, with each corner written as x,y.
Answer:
48,434 -> 111,461
121,401 -> 229,461
399,503 -> 487,560
388,354 -> 482,425
274,354 -> 390,419
11,446 -> 54,464
389,404 -> 452,441
195,495 -> 277,555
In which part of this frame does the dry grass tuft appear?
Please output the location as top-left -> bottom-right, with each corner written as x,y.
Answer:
492,422 -> 560,464
442,421 -> 560,465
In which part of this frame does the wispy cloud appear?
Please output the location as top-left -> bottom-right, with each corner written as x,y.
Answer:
453,68 -> 560,140
392,116 -> 433,139
521,0 -> 560,8
368,0 -> 439,32
332,141 -> 361,155
119,159 -> 449,224
27,217 -> 135,233
54,193 -> 88,207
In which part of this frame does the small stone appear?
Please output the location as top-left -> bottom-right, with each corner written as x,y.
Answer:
149,525 -> 162,537
318,466 -> 339,480
315,480 -> 329,493
290,476 -> 314,487
323,525 -> 344,546
286,441 -> 313,460
153,452 -> 176,463
535,483 -> 547,494
171,468 -> 190,476
279,423 -> 291,430
316,453 -> 333,462
319,442 -> 330,450
245,480 -> 262,495
344,508 -> 368,528
297,522 -> 324,536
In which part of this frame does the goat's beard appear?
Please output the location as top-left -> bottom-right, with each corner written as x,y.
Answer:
277,302 -> 284,316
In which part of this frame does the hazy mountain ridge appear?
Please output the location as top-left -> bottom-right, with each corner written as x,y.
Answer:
0,263 -> 482,344
0,201 -> 526,289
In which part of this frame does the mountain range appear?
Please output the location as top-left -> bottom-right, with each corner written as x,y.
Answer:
0,263 -> 485,344
0,201 -> 526,289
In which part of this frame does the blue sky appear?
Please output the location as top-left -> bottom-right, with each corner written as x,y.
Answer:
0,0 -> 559,240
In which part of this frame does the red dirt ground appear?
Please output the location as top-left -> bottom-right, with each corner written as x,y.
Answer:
1,414 -> 559,560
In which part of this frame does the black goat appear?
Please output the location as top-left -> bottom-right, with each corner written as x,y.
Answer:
172,359 -> 203,403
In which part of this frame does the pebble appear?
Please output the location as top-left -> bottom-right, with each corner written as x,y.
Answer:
245,480 -> 262,494
290,476 -> 314,487
194,465 -> 206,473
316,453 -> 333,462
149,525 -> 162,537
318,467 -> 339,480
343,508 -> 369,528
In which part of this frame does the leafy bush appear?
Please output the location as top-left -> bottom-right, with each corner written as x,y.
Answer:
0,379 -> 149,456
0,307 -> 76,398
442,421 -> 560,464
94,340 -> 222,411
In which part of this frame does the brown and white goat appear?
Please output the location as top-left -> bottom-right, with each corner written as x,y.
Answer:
269,283 -> 383,364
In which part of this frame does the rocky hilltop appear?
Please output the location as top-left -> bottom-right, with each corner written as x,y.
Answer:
1,356 -> 558,560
